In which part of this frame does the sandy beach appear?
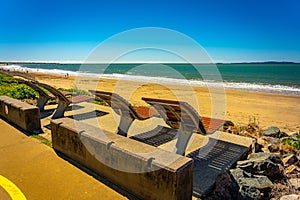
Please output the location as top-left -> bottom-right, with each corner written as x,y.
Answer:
29,72 -> 300,133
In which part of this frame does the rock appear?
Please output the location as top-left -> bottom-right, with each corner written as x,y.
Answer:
247,152 -> 282,164
268,143 -> 280,153
282,154 -> 299,166
278,164 -> 285,175
238,186 -> 261,200
257,138 -> 268,146
285,165 -> 297,174
280,143 -> 295,155
262,126 -> 281,137
224,120 -> 235,127
264,137 -> 280,145
290,133 -> 299,141
278,132 -> 289,138
238,175 -> 274,189
290,178 -> 300,190
212,172 -> 238,199
252,139 -> 264,153
230,167 -> 250,179
279,194 -> 299,200
261,147 -> 270,153
261,137 -> 280,153
230,168 -> 273,199
237,153 -> 281,178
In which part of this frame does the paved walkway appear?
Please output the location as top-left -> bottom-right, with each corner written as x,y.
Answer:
0,118 -> 127,200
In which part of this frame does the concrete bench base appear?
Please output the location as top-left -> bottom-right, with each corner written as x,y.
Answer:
0,96 -> 41,133
51,118 -> 193,200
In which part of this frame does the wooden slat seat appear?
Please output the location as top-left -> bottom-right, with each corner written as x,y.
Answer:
68,94 -> 93,104
89,90 -> 158,136
33,82 -> 92,119
48,91 -> 72,98
141,97 -> 232,155
18,80 -> 81,112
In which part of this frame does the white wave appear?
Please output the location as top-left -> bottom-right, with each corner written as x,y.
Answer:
1,64 -> 299,95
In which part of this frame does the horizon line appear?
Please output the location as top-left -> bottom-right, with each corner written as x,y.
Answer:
0,60 -> 299,64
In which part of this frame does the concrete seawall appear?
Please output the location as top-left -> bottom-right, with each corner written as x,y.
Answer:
0,96 -> 41,133
51,118 -> 194,200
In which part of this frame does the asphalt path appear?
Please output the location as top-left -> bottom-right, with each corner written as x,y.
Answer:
0,118 -> 127,200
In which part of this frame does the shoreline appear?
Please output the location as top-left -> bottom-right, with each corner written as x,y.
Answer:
27,71 -> 300,133
1,64 -> 299,96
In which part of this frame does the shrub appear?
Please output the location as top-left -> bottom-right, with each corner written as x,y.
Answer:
283,133 -> 300,150
0,74 -> 14,83
5,85 -> 38,99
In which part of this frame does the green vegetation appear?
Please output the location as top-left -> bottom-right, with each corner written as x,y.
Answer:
0,74 -> 38,99
0,73 -> 14,82
30,135 -> 52,147
0,74 -> 93,100
0,74 -> 107,108
5,85 -> 38,99
283,133 -> 300,150
92,98 -> 109,106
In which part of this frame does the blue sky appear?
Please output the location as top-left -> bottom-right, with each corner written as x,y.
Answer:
0,0 -> 299,62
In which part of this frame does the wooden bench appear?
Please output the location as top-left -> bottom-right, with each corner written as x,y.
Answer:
89,90 -> 158,136
18,79 -> 55,111
34,82 -> 92,119
141,97 -> 232,155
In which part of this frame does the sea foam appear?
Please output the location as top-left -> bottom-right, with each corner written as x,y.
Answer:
1,64 -> 299,96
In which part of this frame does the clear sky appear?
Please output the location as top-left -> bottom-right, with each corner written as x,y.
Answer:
0,0 -> 299,63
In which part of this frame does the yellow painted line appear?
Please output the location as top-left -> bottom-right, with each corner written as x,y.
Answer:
0,175 -> 27,200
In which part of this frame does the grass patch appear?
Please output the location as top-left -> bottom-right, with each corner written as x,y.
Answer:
30,135 -> 52,147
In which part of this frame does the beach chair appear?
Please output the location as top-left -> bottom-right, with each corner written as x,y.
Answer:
35,82 -> 93,119
89,90 -> 158,137
140,97 -> 231,155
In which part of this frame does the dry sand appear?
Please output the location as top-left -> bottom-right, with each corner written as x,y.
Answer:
31,72 -> 300,133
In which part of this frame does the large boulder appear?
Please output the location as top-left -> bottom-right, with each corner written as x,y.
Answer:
237,153 -> 282,178
230,168 -> 273,200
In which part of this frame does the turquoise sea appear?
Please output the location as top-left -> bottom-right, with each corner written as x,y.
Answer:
1,62 -> 300,95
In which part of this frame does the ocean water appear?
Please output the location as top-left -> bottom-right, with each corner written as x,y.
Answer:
1,63 -> 300,95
